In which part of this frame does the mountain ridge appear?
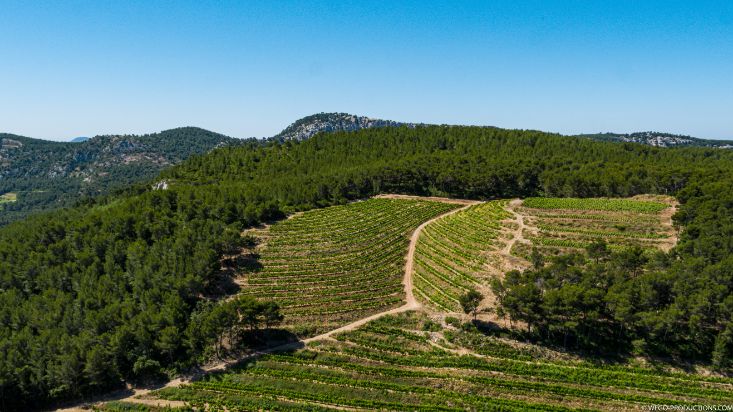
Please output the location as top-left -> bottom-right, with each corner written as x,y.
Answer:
0,127 -> 246,224
270,112 -> 732,148
5,113 -> 731,148
575,131 -> 733,148
272,112 -> 420,141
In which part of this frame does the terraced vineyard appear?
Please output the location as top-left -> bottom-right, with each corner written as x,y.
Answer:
145,312 -> 733,411
522,197 -> 670,213
412,201 -> 510,312
237,198 -> 459,336
516,196 -> 676,257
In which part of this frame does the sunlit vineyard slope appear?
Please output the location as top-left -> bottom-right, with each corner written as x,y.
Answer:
236,198 -> 459,336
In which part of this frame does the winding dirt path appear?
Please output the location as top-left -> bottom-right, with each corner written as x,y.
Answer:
490,198 -> 531,275
474,199 -> 530,320
57,196 -> 476,411
659,200 -> 680,252
502,199 -> 528,255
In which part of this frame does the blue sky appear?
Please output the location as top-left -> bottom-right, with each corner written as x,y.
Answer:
1,0 -> 731,140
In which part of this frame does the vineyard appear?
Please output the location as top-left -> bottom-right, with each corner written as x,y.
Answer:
522,197 -> 670,213
133,312 -> 733,411
517,196 -> 676,256
236,198 -> 459,336
412,201 -> 511,312
88,195 -> 702,412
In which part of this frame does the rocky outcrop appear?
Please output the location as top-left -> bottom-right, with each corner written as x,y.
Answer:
273,112 -> 419,141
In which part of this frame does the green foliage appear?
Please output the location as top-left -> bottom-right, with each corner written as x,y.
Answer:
186,296 -> 283,359
530,247 -> 545,269
242,198 -> 458,335
522,197 -> 675,254
0,186 -> 283,409
445,316 -> 461,328
585,239 -> 610,263
459,290 -> 483,319
492,245 -> 732,360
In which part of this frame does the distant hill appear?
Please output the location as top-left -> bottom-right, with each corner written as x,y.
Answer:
0,127 -> 245,224
576,131 -> 733,148
70,136 -> 90,143
274,114 -> 732,149
272,112 -> 419,141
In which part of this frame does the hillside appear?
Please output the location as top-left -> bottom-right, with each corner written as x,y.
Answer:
272,112 -> 418,141
577,131 -> 733,148
4,125 -> 733,410
0,127 -> 246,224
96,196 -> 727,411
240,198 -> 459,336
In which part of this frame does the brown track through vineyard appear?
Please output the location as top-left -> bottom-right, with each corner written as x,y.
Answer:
58,196 -> 476,411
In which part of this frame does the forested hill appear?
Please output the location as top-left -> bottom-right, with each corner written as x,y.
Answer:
3,125 -> 733,409
576,131 -> 733,148
0,127 -> 245,225
272,112 -> 418,141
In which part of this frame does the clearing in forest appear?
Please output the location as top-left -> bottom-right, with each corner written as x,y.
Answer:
236,197 -> 459,336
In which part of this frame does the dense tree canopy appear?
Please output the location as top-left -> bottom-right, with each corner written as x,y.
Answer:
492,240 -> 733,368
1,125 -> 733,409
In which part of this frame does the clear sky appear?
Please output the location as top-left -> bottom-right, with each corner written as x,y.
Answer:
1,0 -> 732,141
